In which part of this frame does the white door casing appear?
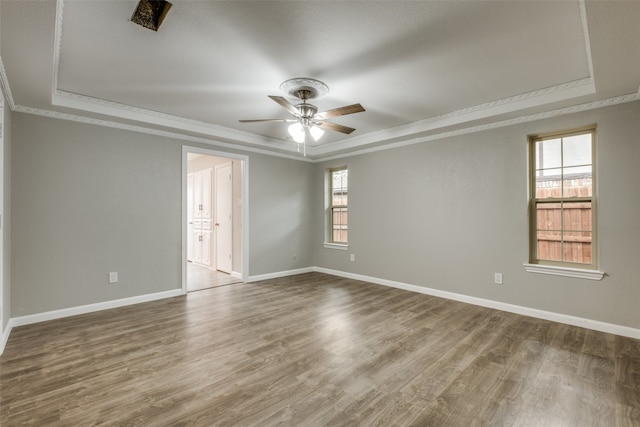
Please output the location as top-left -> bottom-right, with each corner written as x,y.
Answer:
0,92 -> 4,327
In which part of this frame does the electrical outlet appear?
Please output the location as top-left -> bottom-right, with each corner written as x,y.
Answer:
494,272 -> 503,285
109,272 -> 118,284
350,254 -> 355,262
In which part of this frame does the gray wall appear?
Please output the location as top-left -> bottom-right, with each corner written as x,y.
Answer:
9,101 -> 640,331
12,115 -> 182,316
314,101 -> 640,330
249,154 -> 314,275
2,94 -> 11,331
11,113 -> 314,316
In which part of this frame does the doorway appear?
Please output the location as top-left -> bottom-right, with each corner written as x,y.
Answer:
182,147 -> 248,293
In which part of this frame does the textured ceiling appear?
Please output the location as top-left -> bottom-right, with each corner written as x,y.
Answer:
1,1 -> 639,160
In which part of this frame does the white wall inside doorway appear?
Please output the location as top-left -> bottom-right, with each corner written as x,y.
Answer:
182,147 -> 248,293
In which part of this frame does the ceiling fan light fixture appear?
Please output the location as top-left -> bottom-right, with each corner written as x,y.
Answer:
310,125 -> 324,141
288,122 -> 305,143
240,78 -> 364,153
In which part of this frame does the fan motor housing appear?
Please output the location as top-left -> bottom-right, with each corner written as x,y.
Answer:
296,103 -> 318,118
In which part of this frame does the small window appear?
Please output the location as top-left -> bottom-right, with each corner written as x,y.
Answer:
328,167 -> 348,244
529,127 -> 596,267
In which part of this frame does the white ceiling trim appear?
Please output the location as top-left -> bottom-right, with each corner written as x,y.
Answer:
0,56 -> 16,111
579,0 -> 595,80
52,0 -> 64,103
52,89 -> 292,151
52,75 -> 595,160
12,103 -> 314,163
12,91 -> 639,165
309,77 -> 596,158
316,92 -> 640,162
49,0 -> 600,159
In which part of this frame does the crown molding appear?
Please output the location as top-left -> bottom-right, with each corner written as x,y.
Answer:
311,77 -> 596,158
52,0 -> 64,101
48,72 -> 605,161
316,92 -> 640,162
13,91 -> 640,164
0,56 -> 16,111
579,0 -> 595,80
50,74 -> 597,161
13,104 -> 314,162
51,77 -> 596,161
52,90 -> 297,151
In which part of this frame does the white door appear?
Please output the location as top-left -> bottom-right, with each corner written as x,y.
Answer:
201,168 -> 212,219
193,230 -> 202,264
186,173 -> 194,262
189,168 -> 213,267
202,231 -> 212,266
193,169 -> 203,219
215,163 -> 233,273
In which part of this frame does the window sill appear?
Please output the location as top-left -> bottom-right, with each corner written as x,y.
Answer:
523,263 -> 605,281
323,243 -> 348,251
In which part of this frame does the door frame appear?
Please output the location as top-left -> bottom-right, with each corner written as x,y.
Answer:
0,92 -> 4,328
181,146 -> 249,293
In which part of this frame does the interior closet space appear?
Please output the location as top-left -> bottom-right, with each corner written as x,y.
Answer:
186,153 -> 243,292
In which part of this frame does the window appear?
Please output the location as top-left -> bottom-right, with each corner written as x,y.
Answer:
529,126 -> 596,268
328,167 -> 348,244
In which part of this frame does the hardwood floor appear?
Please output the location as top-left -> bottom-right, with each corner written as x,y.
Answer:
187,262 -> 241,292
2,272 -> 639,426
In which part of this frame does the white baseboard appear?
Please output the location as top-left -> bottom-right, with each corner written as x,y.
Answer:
231,271 -> 243,280
248,267 -> 314,283
314,267 -> 640,340
0,318 -> 13,356
10,289 -> 184,329
3,267 -> 637,355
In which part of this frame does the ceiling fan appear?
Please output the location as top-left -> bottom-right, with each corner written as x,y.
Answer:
239,78 -> 365,154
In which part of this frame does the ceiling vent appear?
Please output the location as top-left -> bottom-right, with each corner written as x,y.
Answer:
131,0 -> 172,31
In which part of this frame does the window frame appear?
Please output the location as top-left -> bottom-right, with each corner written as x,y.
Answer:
528,125 -> 598,270
326,166 -> 349,247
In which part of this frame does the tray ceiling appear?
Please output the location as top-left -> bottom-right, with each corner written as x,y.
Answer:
1,1 -> 639,160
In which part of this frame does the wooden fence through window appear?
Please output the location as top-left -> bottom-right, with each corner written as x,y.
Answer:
535,179 -> 592,264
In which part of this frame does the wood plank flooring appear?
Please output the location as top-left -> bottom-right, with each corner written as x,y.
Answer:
1,272 -> 639,426
187,263 -> 241,292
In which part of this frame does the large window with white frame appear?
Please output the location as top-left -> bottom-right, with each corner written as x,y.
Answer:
529,126 -> 596,268
328,167 -> 348,245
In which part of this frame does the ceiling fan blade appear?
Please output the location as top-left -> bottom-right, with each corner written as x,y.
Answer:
314,103 -> 365,120
268,95 -> 300,117
239,119 -> 294,123
316,121 -> 356,135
